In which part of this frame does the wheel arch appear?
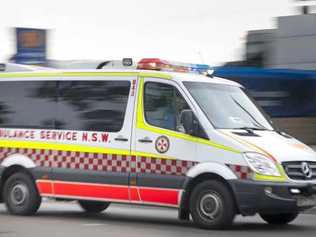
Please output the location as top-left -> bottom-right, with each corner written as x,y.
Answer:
179,163 -> 240,220
1,154 -> 36,168
0,154 -> 37,202
186,162 -> 237,180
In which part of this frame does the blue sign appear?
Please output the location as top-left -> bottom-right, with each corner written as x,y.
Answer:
13,28 -> 47,65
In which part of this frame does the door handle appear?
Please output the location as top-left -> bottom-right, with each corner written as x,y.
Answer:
114,136 -> 128,142
138,137 -> 153,143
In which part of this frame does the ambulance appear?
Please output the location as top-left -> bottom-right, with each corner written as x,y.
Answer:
0,58 -> 315,229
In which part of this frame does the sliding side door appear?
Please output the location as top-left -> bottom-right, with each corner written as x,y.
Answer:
49,76 -> 136,203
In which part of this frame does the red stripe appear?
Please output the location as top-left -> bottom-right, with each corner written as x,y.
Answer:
36,180 -> 179,207
36,181 -> 53,194
139,188 -> 179,206
53,181 -> 129,200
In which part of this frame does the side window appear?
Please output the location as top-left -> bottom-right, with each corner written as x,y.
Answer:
57,80 -> 130,132
144,82 -> 190,132
0,81 -> 56,129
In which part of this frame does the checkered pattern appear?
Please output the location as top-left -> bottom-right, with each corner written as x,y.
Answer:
138,156 -> 197,176
227,164 -> 253,179
53,152 -> 137,173
0,147 -> 196,176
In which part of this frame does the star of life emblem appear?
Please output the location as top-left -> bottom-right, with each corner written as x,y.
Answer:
155,136 -> 170,154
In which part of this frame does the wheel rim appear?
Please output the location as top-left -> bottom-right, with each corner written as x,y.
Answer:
199,192 -> 223,221
10,183 -> 29,206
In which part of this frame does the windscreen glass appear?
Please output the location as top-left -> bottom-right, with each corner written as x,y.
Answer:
184,82 -> 273,130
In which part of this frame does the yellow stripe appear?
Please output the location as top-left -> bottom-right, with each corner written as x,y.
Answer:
0,139 -> 177,160
0,139 -> 130,155
136,77 -> 240,154
139,72 -> 172,79
0,71 -> 172,80
132,151 -> 175,160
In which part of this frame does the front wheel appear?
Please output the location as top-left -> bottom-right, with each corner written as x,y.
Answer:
189,180 -> 236,229
78,200 -> 110,213
260,212 -> 299,225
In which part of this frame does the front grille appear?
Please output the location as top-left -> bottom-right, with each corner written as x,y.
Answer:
282,161 -> 316,180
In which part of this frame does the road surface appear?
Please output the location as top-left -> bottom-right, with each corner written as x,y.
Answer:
0,201 -> 316,237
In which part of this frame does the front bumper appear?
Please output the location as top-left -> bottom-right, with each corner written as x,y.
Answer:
229,180 -> 316,216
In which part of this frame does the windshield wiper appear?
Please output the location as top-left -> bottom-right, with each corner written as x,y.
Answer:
232,126 -> 268,132
230,97 -> 270,131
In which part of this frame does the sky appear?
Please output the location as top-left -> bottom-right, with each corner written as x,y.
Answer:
0,0 -> 298,66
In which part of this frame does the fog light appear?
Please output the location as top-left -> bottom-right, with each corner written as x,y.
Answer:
290,188 -> 301,194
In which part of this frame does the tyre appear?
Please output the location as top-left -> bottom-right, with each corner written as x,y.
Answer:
260,212 -> 299,225
3,172 -> 41,215
189,180 -> 236,229
78,200 -> 110,213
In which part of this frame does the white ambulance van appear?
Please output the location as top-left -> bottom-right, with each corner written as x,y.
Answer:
0,58 -> 316,229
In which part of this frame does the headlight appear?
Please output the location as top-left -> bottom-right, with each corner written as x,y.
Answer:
244,152 -> 281,177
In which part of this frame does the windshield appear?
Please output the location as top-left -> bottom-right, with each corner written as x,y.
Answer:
183,82 -> 274,130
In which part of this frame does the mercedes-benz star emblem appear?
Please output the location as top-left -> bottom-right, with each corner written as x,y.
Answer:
301,162 -> 313,179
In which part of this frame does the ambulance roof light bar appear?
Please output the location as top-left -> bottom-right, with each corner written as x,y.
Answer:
137,58 -> 211,75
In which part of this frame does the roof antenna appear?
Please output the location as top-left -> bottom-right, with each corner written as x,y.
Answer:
96,61 -> 111,69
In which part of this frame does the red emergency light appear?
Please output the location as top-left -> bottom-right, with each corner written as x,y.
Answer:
137,58 -> 191,73
137,58 -> 171,71
137,58 -> 211,74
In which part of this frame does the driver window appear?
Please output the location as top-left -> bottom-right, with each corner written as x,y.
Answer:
144,82 -> 190,133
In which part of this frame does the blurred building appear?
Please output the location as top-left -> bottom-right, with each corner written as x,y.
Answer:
245,29 -> 275,67
228,5 -> 316,70
269,13 -> 316,69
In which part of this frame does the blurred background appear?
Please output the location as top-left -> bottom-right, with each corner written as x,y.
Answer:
1,0 -> 316,146
0,0 -> 297,65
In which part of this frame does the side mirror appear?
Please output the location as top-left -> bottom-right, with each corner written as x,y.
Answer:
179,110 -> 196,135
